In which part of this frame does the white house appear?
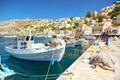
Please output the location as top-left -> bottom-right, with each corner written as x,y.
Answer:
91,23 -> 103,35
102,19 -> 112,30
116,14 -> 120,22
82,24 -> 92,35
74,17 -> 81,21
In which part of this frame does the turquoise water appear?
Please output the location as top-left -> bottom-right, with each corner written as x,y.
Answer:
0,37 -> 84,80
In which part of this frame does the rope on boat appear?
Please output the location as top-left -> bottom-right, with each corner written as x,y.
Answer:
45,50 -> 55,80
44,60 -> 52,80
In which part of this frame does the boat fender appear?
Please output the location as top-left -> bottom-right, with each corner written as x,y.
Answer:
51,59 -> 55,65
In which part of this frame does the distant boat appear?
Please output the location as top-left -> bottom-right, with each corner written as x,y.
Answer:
84,36 -> 96,40
82,39 -> 89,44
66,41 -> 75,48
5,31 -> 66,62
64,36 -> 76,48
75,39 -> 83,46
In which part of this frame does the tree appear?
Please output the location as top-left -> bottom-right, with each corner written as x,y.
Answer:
85,20 -> 90,26
92,16 -> 97,20
74,22 -> 79,27
73,26 -> 77,29
51,26 -> 57,31
86,11 -> 92,18
70,16 -> 74,21
97,16 -> 103,23
67,21 -> 71,24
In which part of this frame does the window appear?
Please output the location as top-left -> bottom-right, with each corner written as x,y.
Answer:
92,29 -> 94,32
26,36 -> 29,41
31,36 -> 34,41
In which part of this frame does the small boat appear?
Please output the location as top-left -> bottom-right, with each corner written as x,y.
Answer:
75,39 -> 83,46
84,36 -> 96,40
64,36 -> 76,48
66,41 -> 76,48
5,31 -> 66,62
82,39 -> 89,44
0,57 -> 15,80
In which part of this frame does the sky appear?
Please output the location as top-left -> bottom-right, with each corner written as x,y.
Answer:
0,0 -> 116,21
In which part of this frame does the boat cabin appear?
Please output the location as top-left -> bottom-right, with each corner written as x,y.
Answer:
17,35 -> 35,49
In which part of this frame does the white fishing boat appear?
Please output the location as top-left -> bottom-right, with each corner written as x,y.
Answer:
5,31 -> 66,62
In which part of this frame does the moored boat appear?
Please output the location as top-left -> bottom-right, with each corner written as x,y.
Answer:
75,39 -> 83,46
66,42 -> 76,48
64,36 -> 76,48
0,56 -> 15,80
5,31 -> 66,62
84,35 -> 96,40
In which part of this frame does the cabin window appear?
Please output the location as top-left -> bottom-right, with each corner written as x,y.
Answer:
52,35 -> 57,38
31,36 -> 34,41
26,36 -> 30,41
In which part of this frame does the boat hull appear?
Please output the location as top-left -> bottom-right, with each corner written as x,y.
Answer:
75,40 -> 83,46
66,42 -> 75,48
5,47 -> 65,62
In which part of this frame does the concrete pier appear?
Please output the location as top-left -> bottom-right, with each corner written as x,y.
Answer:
57,38 -> 120,80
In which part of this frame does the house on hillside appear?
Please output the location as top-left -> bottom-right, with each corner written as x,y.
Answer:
102,18 -> 112,30
91,23 -> 103,35
82,25 -> 92,35
116,14 -> 120,22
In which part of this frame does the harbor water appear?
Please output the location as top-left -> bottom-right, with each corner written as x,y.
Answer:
0,37 -> 92,80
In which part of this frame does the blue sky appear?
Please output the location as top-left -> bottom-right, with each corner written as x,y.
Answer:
0,0 -> 116,21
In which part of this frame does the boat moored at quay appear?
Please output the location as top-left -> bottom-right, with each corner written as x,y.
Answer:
5,31 -> 66,62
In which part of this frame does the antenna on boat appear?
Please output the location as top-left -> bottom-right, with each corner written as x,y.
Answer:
0,56 -> 1,65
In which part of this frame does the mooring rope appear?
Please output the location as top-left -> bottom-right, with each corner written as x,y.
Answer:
15,72 -> 71,78
44,60 -> 52,80
45,49 -> 56,80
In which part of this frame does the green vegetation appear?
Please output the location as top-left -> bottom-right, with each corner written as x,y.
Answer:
97,16 -> 104,23
92,13 -> 97,20
70,16 -> 74,21
85,20 -> 90,26
72,22 -> 79,29
92,16 -> 97,20
74,22 -> 79,27
24,25 -> 33,28
38,27 -> 44,32
73,26 -> 77,29
86,11 -> 92,18
108,6 -> 120,19
67,21 -> 71,24
51,26 -> 57,31
60,26 -> 66,30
